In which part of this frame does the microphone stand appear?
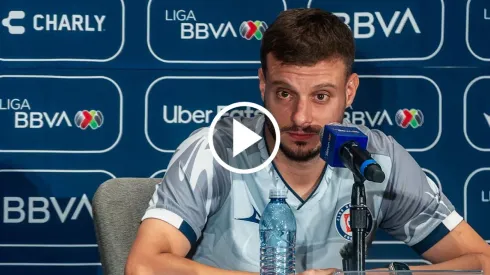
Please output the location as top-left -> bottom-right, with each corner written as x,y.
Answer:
337,141 -> 383,272
350,170 -> 367,272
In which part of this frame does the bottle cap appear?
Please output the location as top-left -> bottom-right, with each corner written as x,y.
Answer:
269,188 -> 288,199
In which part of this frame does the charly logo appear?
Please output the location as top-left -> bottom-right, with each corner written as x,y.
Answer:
0,0 -> 124,62
74,110 -> 104,130
1,10 -> 106,35
335,203 -> 373,241
239,20 -> 267,40
1,11 -> 26,34
395,108 -> 424,129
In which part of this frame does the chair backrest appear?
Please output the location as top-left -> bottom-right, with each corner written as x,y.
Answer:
92,177 -> 161,275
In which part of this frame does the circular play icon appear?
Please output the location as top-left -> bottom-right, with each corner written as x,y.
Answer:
208,102 -> 280,174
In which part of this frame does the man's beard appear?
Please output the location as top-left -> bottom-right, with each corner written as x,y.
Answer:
265,116 -> 322,162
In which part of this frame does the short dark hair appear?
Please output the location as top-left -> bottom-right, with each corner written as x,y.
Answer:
260,8 -> 355,79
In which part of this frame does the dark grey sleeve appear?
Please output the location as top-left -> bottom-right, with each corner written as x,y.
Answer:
141,127 -> 231,246
374,132 -> 463,255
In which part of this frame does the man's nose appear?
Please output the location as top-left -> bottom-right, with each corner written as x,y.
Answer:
291,98 -> 313,128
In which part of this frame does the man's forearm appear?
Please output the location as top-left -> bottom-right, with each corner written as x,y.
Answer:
132,253 -> 258,275
409,253 -> 490,273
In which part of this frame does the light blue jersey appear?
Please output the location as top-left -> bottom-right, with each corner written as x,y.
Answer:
142,114 -> 463,272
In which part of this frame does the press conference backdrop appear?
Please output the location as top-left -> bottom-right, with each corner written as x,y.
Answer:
0,0 -> 489,274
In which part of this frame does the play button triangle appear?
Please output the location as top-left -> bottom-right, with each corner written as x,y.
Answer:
232,119 -> 262,157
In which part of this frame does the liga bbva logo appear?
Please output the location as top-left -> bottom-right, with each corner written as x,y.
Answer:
0,170 -> 114,248
343,76 -> 441,152
1,99 -> 103,130
344,108 -> 424,129
239,20 -> 268,40
395,108 -> 424,129
0,75 -> 121,153
147,1 -> 286,63
165,10 -> 267,40
308,0 -> 443,61
74,110 -> 104,130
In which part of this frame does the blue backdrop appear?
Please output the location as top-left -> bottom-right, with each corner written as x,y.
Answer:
0,0 -> 489,274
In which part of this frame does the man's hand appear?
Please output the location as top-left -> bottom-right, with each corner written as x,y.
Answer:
298,268 -> 341,275
478,254 -> 490,274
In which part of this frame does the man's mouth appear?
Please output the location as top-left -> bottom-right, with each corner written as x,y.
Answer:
287,132 -> 317,141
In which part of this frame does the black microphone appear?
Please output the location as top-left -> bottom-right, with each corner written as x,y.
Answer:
319,124 -> 385,183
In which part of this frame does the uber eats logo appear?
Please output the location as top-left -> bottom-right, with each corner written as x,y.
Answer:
162,105 -> 262,124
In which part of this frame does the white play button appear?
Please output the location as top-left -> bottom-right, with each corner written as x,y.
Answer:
233,119 -> 262,157
208,102 -> 281,174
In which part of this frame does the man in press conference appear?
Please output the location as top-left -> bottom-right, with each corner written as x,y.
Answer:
125,8 -> 490,275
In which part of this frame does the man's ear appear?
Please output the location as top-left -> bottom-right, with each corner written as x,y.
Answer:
345,73 -> 359,108
258,68 -> 266,102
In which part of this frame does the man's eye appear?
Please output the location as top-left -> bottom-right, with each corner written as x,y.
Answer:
316,94 -> 328,101
278,91 -> 290,98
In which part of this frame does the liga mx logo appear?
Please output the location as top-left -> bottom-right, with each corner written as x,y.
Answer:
239,20 -> 267,40
335,203 -> 373,241
395,108 -> 424,129
74,110 -> 104,130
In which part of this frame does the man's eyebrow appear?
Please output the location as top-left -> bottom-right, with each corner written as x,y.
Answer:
270,80 -> 293,88
312,82 -> 337,89
270,80 -> 337,90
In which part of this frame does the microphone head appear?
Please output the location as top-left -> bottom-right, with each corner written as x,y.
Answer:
365,163 -> 386,183
320,124 -> 368,168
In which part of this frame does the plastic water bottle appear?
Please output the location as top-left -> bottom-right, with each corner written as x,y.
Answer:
259,188 -> 296,275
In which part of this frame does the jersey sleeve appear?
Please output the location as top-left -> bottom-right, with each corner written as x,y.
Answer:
141,127 -> 231,246
377,133 -> 463,255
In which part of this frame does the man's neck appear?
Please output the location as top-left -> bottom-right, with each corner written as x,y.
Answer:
265,127 -> 326,200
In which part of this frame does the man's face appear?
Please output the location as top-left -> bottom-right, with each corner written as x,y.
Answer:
259,53 -> 359,162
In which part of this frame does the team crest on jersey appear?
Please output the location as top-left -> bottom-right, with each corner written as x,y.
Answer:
335,203 -> 373,241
